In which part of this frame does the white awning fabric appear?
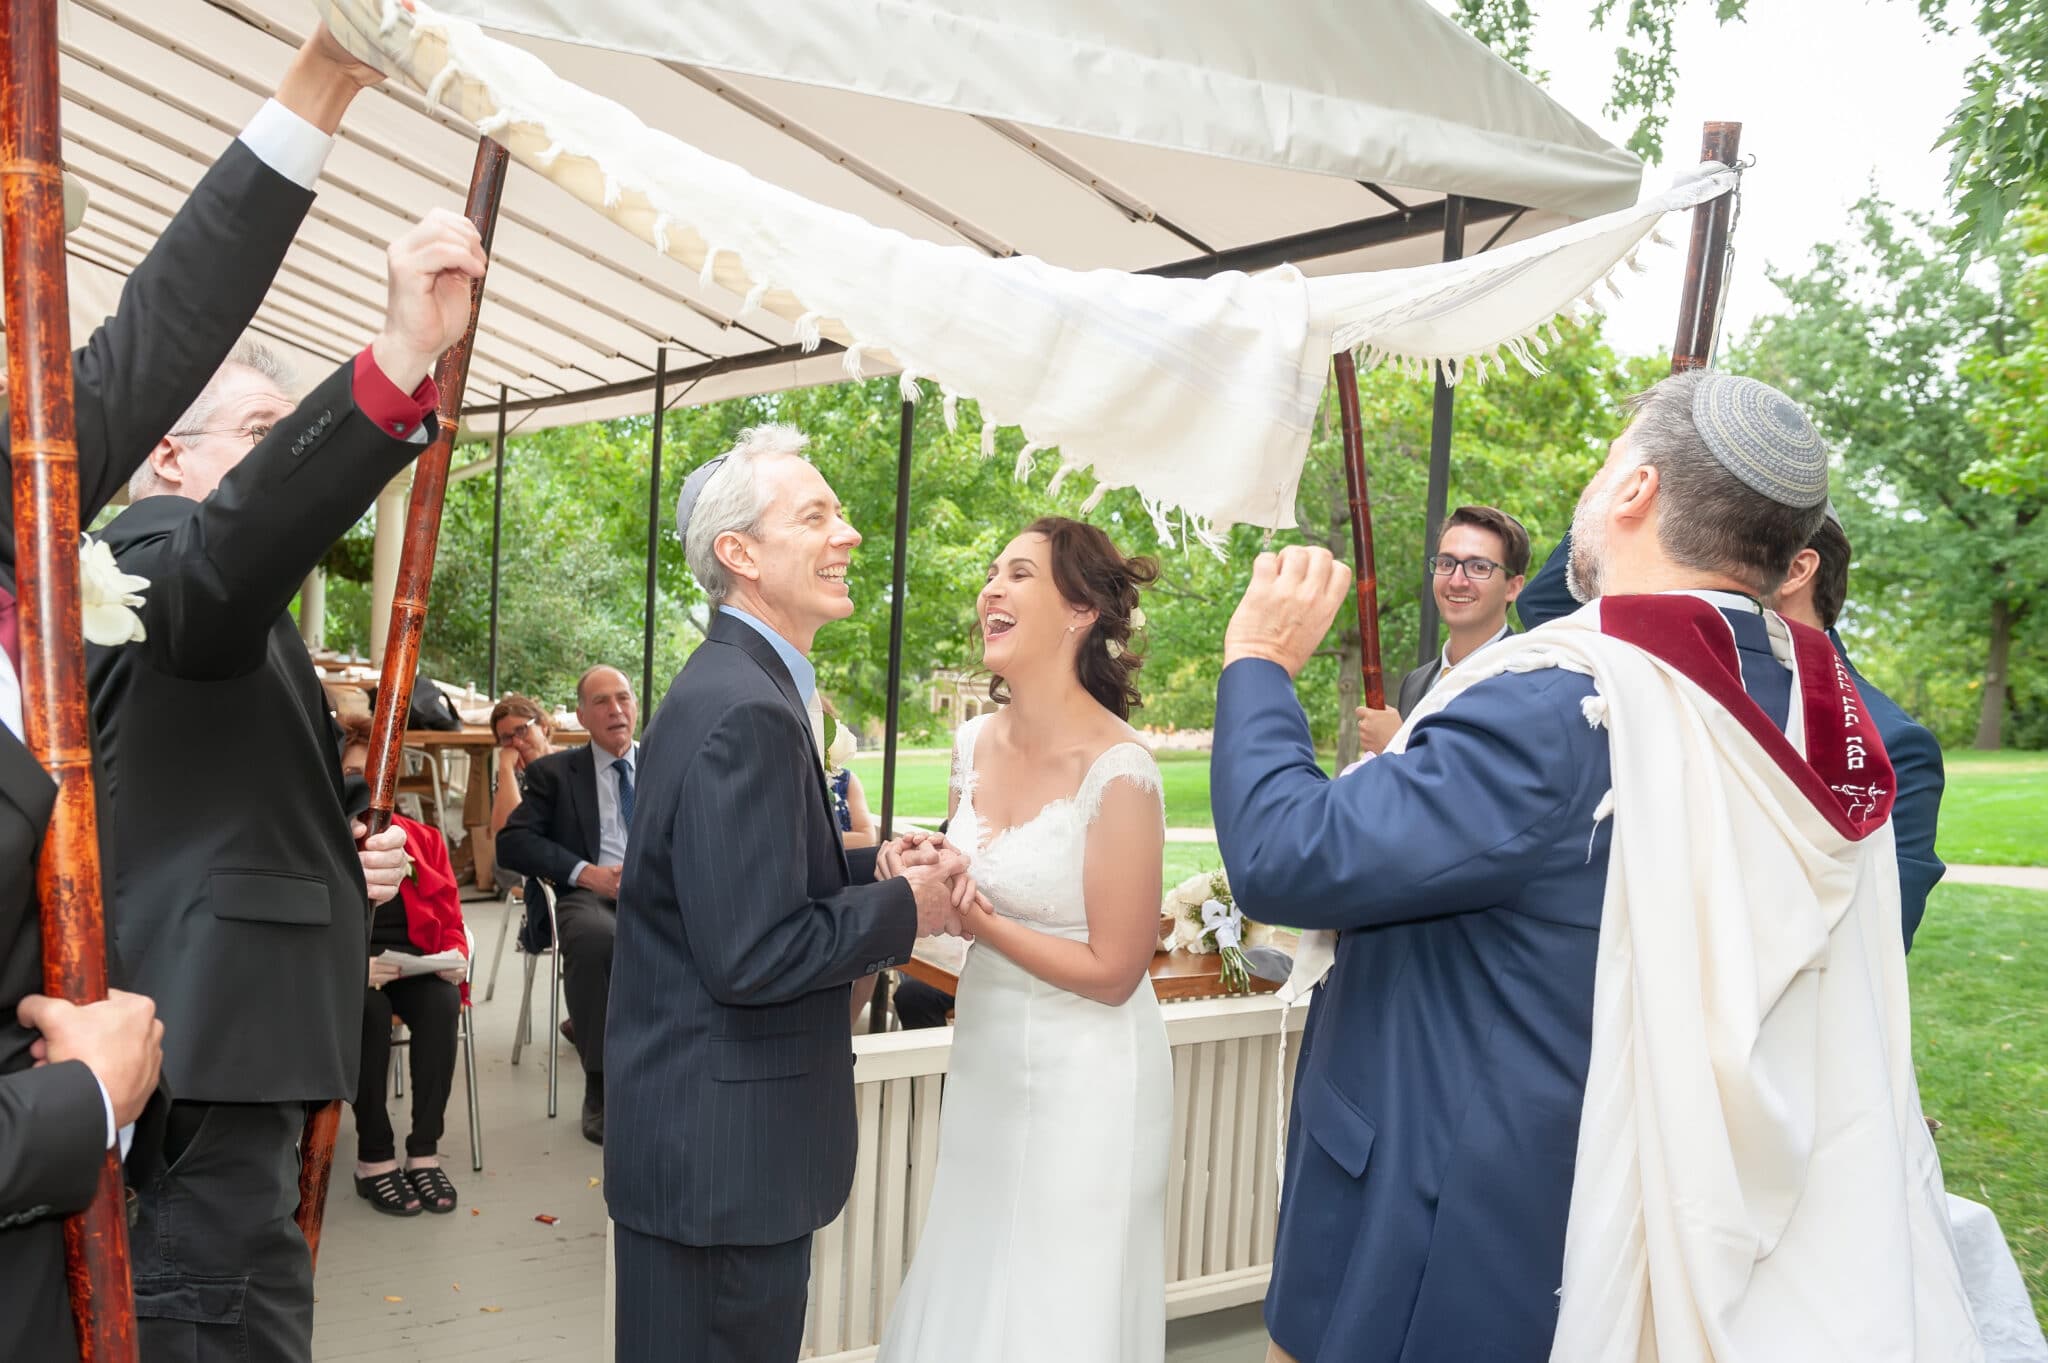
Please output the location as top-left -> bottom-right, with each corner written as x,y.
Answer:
426,0 -> 1643,221
43,0 -> 1644,451
313,0 -> 1728,533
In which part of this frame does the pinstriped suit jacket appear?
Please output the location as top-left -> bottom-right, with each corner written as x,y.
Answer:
604,612 -> 917,1248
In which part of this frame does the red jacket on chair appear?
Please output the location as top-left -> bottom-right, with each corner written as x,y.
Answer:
393,812 -> 470,1005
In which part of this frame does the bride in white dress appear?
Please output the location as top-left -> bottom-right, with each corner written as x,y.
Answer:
877,517 -> 1173,1363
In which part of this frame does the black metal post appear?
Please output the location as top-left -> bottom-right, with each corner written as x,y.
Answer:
880,398 -> 914,839
486,384 -> 507,698
1415,195 -> 1466,668
643,347 -> 667,707
873,397 -> 915,1034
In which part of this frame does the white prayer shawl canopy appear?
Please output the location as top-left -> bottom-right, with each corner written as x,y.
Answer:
313,0 -> 1732,534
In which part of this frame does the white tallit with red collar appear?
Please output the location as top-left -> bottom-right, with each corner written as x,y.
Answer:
1393,594 -> 1978,1362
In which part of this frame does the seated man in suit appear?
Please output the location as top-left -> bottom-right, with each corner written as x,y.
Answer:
497,664 -> 640,1144
0,25 -> 390,1363
1767,509 -> 1947,948
1354,504 -> 1528,755
88,210 -> 482,1361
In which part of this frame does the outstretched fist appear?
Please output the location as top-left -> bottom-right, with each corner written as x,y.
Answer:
1224,546 -> 1353,680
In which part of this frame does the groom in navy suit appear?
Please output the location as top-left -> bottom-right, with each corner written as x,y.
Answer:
1213,374 -> 1837,1363
606,426 -> 966,1362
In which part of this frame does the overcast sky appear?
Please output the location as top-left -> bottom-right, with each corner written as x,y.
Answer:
1451,0 -> 1984,357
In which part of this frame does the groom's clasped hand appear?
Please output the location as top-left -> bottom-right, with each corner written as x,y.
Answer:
877,831 -> 986,939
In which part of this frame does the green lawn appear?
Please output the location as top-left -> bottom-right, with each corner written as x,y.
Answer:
1938,751 -> 2048,868
861,745 -> 2048,867
1910,884 -> 2048,1327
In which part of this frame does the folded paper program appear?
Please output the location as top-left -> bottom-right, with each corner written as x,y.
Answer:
314,0 -> 1733,534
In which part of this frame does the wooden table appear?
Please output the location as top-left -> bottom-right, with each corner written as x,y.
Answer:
901,940 -> 1282,1004
402,726 -> 588,891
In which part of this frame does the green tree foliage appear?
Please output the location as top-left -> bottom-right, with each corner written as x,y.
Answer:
1924,0 -> 2048,260
313,320 -> 1647,756
1453,2 -> 2046,260
1734,197 -> 2047,749
1451,0 -> 1750,162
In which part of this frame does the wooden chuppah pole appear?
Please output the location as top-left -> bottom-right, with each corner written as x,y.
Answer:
1671,122 -> 1742,373
2,3 -> 138,1357
296,136 -> 511,1267
1332,351 -> 1386,709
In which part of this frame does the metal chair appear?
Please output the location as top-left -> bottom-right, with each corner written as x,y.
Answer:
394,746 -> 449,834
484,882 -> 521,1002
509,879 -> 565,1119
387,927 -> 484,1171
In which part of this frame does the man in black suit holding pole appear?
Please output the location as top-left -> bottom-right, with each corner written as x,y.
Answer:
607,425 -> 972,1362
496,663 -> 641,1144
0,28 -> 390,1363
85,203 -> 484,1360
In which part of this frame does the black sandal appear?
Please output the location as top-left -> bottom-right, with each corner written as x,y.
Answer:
355,1168 -> 421,1217
405,1164 -> 458,1214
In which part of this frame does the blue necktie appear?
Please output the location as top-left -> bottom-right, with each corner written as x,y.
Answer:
616,756 -> 636,827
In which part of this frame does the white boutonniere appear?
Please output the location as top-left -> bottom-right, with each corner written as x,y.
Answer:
821,711 -> 857,778
79,535 -> 149,646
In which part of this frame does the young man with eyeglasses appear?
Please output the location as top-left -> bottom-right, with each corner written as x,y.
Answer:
1356,505 -> 1529,755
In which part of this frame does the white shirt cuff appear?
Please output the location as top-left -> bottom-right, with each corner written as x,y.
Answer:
94,1076 -> 135,1160
569,861 -> 589,889
238,98 -> 334,193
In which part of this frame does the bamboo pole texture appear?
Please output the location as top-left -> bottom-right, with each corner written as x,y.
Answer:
1672,122 -> 1743,373
2,0 -> 138,1356
296,136 -> 510,1269
1333,350 -> 1385,709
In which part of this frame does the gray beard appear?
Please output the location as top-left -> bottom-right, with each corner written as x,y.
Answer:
1565,544 -> 1596,604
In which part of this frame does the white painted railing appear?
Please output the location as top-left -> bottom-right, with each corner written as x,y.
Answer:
604,993 -> 1302,1362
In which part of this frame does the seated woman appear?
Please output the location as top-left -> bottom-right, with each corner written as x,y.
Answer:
489,693 -> 561,839
339,714 -> 470,1217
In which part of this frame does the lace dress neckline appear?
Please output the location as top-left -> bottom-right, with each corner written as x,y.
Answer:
953,714 -> 1150,854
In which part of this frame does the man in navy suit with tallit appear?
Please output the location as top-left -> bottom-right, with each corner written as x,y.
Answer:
1214,374 -> 1974,1363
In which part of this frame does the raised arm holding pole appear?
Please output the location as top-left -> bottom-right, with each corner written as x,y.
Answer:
295,135 -> 511,1268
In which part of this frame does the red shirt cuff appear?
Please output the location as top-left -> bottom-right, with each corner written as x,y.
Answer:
353,348 -> 439,439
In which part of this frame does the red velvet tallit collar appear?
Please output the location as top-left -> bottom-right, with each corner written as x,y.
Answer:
1597,594 -> 1895,841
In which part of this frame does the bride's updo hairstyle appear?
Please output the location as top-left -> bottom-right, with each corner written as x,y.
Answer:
992,516 -> 1159,720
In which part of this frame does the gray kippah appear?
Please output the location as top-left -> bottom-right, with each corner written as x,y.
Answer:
1690,373 -> 1829,508
674,454 -> 729,546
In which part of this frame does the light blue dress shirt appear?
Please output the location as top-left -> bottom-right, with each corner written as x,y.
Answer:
571,740 -> 639,889
721,606 -> 817,704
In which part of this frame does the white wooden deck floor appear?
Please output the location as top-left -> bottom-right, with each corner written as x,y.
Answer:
310,895 -> 1271,1363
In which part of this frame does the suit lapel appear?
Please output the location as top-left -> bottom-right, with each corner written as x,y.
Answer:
571,745 -> 603,863
711,615 -> 846,875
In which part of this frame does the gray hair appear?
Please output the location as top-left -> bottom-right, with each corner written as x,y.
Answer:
682,423 -> 809,609
1621,372 -> 1828,595
130,338 -> 296,499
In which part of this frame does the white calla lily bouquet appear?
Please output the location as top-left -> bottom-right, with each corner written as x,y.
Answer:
1159,868 -> 1272,994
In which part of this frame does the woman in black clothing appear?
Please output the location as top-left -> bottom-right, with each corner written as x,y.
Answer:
341,716 -> 469,1216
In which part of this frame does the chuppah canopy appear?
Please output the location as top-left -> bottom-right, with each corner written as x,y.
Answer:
314,0 -> 1730,535
43,0 -> 1646,440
